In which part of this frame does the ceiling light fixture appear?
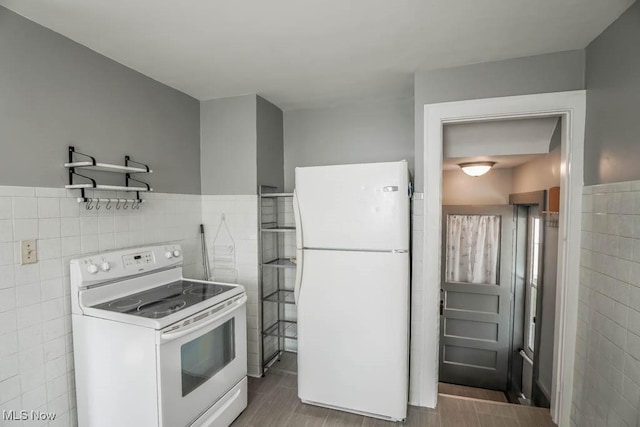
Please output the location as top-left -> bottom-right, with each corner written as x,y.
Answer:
459,161 -> 495,177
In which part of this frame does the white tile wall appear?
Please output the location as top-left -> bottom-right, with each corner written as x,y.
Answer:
0,186 -> 203,427
571,180 -> 640,427
409,194 -> 425,404
0,185 -> 431,424
201,196 -> 260,376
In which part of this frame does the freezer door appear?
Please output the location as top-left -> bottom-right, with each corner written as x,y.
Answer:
297,249 -> 409,421
294,161 -> 409,251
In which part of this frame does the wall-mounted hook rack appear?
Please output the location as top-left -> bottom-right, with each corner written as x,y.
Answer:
80,197 -> 145,211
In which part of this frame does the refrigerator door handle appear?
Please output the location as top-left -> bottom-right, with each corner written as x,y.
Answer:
293,189 -> 303,250
294,248 -> 303,304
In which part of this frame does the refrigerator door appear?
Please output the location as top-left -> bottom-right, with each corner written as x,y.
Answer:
297,249 -> 409,421
294,161 -> 409,251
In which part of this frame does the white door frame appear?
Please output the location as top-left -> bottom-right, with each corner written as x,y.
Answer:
412,91 -> 586,426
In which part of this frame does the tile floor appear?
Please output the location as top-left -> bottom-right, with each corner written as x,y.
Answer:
231,371 -> 556,427
438,382 -> 509,403
266,350 -> 297,375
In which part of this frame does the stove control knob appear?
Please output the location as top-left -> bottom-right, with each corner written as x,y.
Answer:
100,261 -> 111,272
164,251 -> 173,259
87,264 -> 99,274
173,250 -> 181,258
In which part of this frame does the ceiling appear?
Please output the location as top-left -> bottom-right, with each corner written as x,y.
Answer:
444,117 -> 560,159
0,1 -> 633,110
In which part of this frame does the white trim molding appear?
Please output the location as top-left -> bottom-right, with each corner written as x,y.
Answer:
412,91 -> 586,427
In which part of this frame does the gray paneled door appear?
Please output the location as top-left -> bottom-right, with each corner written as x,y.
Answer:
439,205 -> 515,391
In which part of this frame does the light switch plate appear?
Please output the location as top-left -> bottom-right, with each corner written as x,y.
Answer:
21,239 -> 37,265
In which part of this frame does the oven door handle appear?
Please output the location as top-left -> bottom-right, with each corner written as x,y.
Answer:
159,294 -> 247,343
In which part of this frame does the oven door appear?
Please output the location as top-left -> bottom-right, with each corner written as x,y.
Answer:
157,294 -> 247,427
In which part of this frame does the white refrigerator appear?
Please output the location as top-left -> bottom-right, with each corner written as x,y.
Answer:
293,160 -> 410,422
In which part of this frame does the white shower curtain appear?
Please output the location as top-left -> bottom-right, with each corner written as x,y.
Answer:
445,214 -> 500,285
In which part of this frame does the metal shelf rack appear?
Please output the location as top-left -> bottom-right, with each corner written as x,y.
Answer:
260,193 -> 295,198
260,226 -> 296,232
263,289 -> 296,304
263,320 -> 298,338
259,185 -> 297,375
262,258 -> 297,269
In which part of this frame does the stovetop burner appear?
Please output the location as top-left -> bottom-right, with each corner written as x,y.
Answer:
186,284 -> 224,298
108,297 -> 143,310
168,281 -> 193,290
137,298 -> 187,318
92,280 -> 236,319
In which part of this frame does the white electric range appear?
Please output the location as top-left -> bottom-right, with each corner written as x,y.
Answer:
70,245 -> 247,427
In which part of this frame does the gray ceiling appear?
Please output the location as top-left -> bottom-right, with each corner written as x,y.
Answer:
0,1 -> 634,109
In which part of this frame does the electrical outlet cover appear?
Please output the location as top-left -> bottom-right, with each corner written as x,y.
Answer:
21,239 -> 37,265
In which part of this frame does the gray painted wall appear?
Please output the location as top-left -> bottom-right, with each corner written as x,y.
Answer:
584,1 -> 640,185
0,6 -> 201,194
442,168 -> 512,205
511,147 -> 562,194
414,50 -> 585,191
283,98 -> 414,191
257,96 -> 284,192
200,95 -> 257,195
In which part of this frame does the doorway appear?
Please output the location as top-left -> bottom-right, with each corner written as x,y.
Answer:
438,151 -> 561,408
411,91 -> 586,426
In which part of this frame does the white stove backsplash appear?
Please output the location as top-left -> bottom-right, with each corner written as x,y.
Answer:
0,186 -> 265,427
